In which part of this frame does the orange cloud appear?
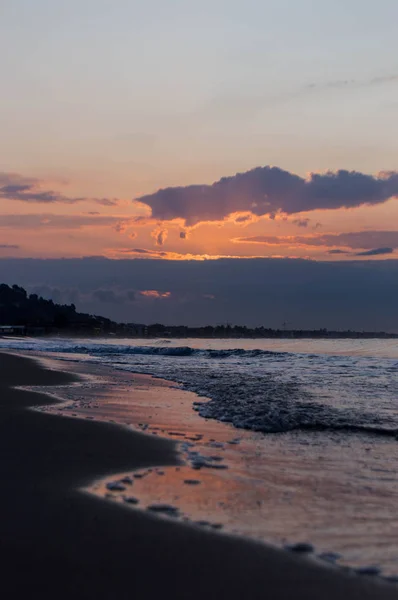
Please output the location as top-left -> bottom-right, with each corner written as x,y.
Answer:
139,290 -> 171,298
105,247 -> 281,261
151,227 -> 168,246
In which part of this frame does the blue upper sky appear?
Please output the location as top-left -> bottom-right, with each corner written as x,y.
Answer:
1,0 -> 397,188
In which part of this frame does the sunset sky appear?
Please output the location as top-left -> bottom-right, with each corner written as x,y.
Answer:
1,0 -> 397,263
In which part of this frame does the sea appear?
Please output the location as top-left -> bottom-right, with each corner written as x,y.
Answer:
2,336 -> 398,578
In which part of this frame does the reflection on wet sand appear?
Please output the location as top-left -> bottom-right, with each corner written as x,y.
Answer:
32,355 -> 398,579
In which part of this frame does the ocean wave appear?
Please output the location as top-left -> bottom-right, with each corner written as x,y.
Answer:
1,337 -> 397,438
32,343 -> 290,360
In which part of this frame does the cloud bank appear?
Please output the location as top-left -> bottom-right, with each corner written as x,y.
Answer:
0,172 -> 119,206
0,257 -> 397,332
0,214 -> 128,230
235,230 -> 398,251
135,167 -> 398,226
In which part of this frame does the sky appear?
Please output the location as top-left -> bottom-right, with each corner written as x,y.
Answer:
0,1 -> 397,327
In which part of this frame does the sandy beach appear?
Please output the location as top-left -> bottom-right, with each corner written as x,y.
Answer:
0,350 -> 396,599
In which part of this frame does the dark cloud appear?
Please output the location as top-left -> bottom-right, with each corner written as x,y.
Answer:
0,214 -> 127,230
293,218 -> 310,228
136,167 -> 398,226
121,248 -> 168,257
1,257 -> 397,332
234,215 -> 252,223
355,247 -> 394,256
0,172 -> 119,206
93,289 -> 123,304
0,244 -> 19,249
180,231 -> 187,239
327,249 -> 350,255
236,230 -> 398,251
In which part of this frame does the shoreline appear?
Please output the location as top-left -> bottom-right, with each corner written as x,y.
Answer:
0,350 -> 396,599
31,351 -> 398,577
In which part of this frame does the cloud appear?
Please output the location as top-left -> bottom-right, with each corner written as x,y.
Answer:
0,213 -> 129,230
136,167 -> 398,226
229,212 -> 260,226
235,230 -> 398,251
0,172 -> 119,206
355,247 -> 394,256
151,228 -> 168,247
108,247 -> 256,261
327,249 -> 350,255
114,221 -> 131,234
306,73 -> 398,93
120,248 -> 168,257
93,288 -> 136,304
180,231 -> 187,239
0,244 -> 19,249
293,218 -> 310,228
33,284 -> 137,306
93,289 -> 123,303
92,289 -> 136,304
195,73 -> 398,123
139,290 -> 171,299
235,214 -> 253,223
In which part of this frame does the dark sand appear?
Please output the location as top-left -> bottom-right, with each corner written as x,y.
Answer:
0,352 -> 396,599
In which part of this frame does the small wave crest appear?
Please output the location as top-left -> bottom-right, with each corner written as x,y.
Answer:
191,374 -> 397,437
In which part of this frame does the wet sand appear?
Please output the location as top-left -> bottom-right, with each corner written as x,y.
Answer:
0,351 -> 396,599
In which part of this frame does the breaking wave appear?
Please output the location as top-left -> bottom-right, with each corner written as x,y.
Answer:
0,338 -> 292,359
55,344 -> 289,359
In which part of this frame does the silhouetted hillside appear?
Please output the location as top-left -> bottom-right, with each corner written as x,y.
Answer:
0,284 -> 114,333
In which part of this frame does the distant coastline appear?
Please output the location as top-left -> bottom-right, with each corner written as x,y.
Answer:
1,325 -> 397,340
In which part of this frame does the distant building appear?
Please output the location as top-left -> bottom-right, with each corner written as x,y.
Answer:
0,325 -> 26,336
